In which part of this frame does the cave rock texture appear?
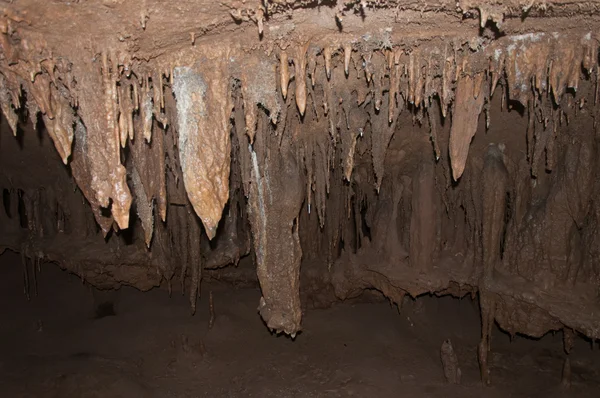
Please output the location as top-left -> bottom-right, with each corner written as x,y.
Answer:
2,0 -> 600,382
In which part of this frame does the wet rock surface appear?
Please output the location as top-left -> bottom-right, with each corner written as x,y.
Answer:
1,0 -> 600,385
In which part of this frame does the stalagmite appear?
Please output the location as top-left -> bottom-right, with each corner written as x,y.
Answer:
449,72 -> 486,180
172,48 -> 233,240
478,293 -> 495,386
441,339 -> 461,384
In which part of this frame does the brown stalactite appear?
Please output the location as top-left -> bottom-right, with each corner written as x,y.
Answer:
42,86 -> 74,164
246,114 -> 304,336
189,212 -> 202,314
449,72 -> 486,181
69,118 -> 115,235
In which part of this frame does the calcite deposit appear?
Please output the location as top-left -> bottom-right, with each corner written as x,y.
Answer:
1,0 -> 600,383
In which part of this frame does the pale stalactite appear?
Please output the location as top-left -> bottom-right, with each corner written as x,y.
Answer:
323,46 -> 332,80
344,43 -> 352,76
141,86 -> 153,143
280,50 -> 289,100
172,46 -> 233,240
294,43 -> 308,116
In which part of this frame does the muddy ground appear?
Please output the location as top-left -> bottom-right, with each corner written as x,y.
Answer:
1,250 -> 599,397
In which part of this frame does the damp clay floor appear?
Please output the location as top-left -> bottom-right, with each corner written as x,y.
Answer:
1,251 -> 599,397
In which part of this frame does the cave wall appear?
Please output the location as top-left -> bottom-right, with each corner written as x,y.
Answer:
1,0 -> 600,380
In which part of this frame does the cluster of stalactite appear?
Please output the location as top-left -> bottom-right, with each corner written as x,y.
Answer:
1,6 -> 600,381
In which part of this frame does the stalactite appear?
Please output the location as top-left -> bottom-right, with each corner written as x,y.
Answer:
172,47 -> 233,240
247,114 -> 304,336
427,102 -> 441,160
69,118 -> 115,235
42,86 -> 74,164
371,97 -> 396,192
132,167 -> 154,247
562,328 -> 575,388
240,56 -> 280,143
189,213 -> 201,314
141,88 -> 153,143
294,43 -> 308,116
388,49 -> 400,123
449,72 -> 486,180
323,46 -> 332,80
0,76 -> 18,135
440,45 -> 455,118
178,206 -> 190,293
280,50 -> 289,100
64,51 -> 133,231
549,39 -> 580,104
503,34 -> 549,105
371,52 -> 385,111
117,82 -> 134,147
21,251 -> 30,301
130,111 -> 167,235
343,44 -> 352,77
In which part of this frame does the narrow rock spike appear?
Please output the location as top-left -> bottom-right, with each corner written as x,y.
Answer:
280,51 -> 289,99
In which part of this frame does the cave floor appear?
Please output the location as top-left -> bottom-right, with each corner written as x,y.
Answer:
0,251 -> 599,397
